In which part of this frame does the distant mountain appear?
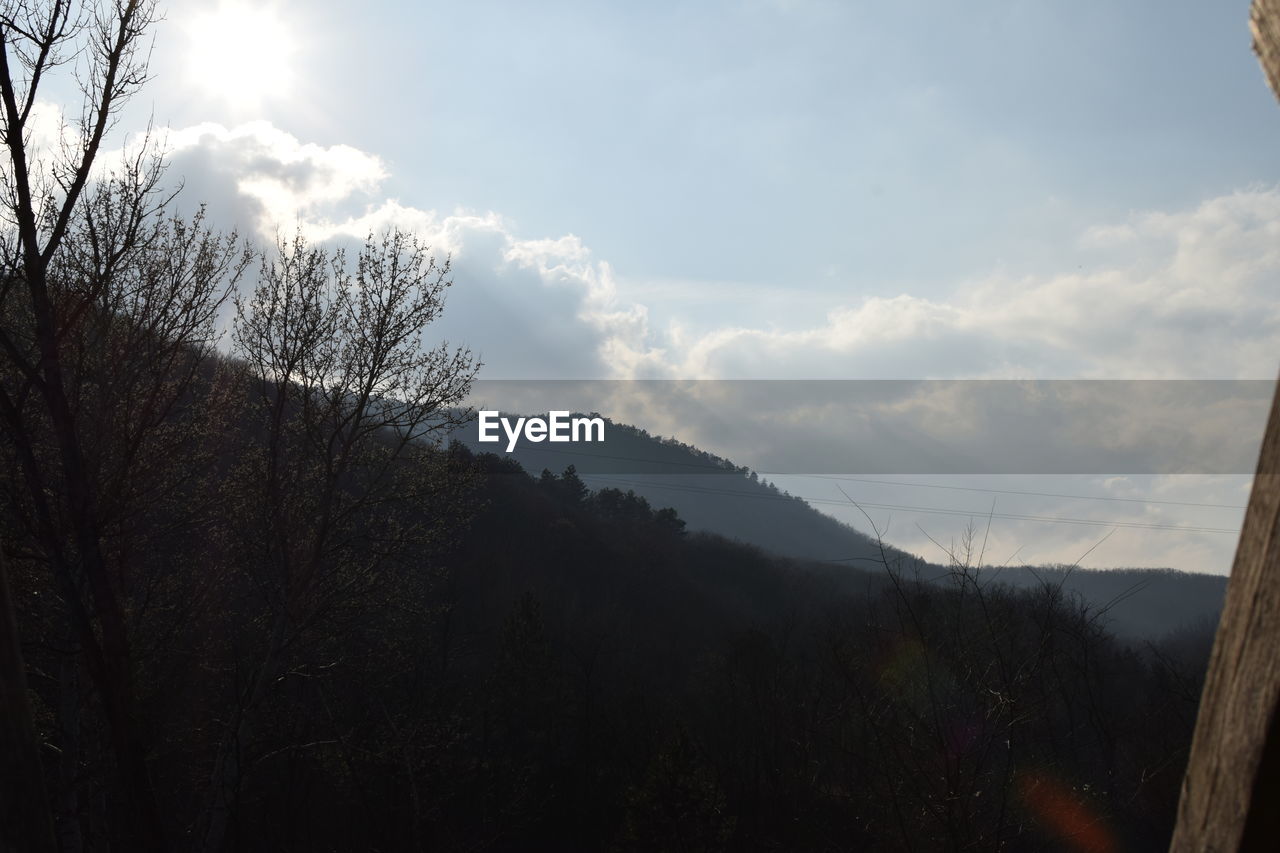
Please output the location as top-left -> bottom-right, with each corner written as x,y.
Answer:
990,564 -> 1225,640
453,415 -> 1228,640
456,417 -> 904,558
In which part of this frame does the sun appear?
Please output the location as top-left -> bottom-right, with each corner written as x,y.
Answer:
184,1 -> 297,110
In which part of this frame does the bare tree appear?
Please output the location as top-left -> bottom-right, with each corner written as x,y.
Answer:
200,229 -> 478,852
1,186 -> 245,848
0,3 -> 260,849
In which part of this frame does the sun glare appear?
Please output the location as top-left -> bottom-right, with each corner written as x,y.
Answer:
185,1 -> 297,110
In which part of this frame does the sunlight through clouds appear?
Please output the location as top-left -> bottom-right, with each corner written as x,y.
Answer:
152,118 -> 1280,384
184,1 -> 298,109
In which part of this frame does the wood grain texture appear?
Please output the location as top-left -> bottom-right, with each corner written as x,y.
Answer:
1252,0 -> 1280,101
1169,7 -> 1280,849
1169,380 -> 1280,851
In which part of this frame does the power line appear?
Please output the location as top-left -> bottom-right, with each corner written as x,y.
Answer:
764,474 -> 1249,510
476,443 -> 1248,510
584,474 -> 1242,535
476,443 -> 741,471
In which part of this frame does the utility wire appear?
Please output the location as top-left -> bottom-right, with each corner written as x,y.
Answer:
483,444 -> 1248,510
764,474 -> 1248,510
584,474 -> 1242,535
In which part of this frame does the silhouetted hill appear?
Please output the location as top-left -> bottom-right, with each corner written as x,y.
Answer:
427,446 -> 1211,850
9,360 -> 1216,849
455,415 -> 1228,640
990,565 -> 1225,640
454,416 -> 904,565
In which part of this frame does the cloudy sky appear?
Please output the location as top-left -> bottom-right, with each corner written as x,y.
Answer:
68,0 -> 1280,572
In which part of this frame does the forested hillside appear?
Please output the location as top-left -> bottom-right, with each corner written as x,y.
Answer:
463,418 -> 1228,640
0,215 -> 1221,848
0,4 -> 1232,849
4,348 -> 1213,848
454,416 -> 901,563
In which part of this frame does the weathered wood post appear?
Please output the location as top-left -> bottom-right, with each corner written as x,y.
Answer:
1169,11 -> 1280,842
1168,393 -> 1279,850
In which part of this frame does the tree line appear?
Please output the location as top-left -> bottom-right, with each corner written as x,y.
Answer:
0,3 -> 1214,851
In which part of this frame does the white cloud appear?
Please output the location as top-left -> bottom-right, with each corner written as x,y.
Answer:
35,116 -> 1274,571
164,120 -> 388,230
142,118 -> 1279,383
666,190 -> 1280,379
145,122 -> 630,376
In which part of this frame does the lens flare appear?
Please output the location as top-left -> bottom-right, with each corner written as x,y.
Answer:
1017,770 -> 1117,853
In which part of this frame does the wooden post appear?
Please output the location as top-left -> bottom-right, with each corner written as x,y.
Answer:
1168,5 -> 1280,850
1169,390 -> 1280,848
1252,0 -> 1280,101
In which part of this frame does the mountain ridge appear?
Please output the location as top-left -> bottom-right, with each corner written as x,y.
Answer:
452,414 -> 1227,639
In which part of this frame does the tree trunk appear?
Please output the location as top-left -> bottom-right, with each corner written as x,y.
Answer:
0,548 -> 58,853
56,642 -> 85,853
1168,381 -> 1280,851
1168,6 -> 1280,848
202,609 -> 291,853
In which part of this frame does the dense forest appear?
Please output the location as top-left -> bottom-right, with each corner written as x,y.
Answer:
0,2 -> 1221,851
3,365 -> 1217,850
462,418 -> 1228,641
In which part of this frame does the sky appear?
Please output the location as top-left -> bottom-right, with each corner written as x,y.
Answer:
55,0 -> 1280,573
